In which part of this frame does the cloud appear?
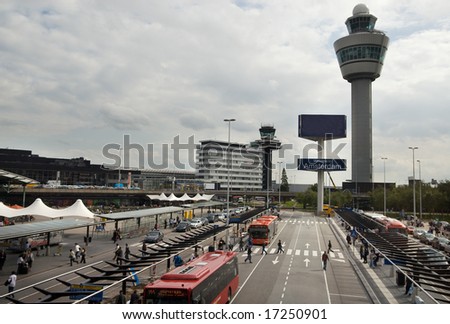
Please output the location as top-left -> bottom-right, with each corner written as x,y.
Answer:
0,0 -> 449,186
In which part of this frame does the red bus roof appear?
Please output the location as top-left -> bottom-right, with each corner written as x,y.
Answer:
147,251 -> 237,289
249,215 -> 277,227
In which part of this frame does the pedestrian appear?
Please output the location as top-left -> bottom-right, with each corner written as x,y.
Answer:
244,246 -> 252,263
113,244 -> 120,260
322,251 -> 329,270
405,273 -> 413,295
261,242 -> 268,255
115,290 -> 127,304
80,248 -> 86,263
115,246 -> 123,265
69,249 -> 78,266
17,253 -> 28,274
124,243 -> 130,260
130,289 -> 140,304
112,229 -> 121,243
239,237 -> 244,252
369,249 -> 375,268
363,246 -> 369,263
247,236 -> 253,249
218,239 -> 225,250
327,240 -> 334,253
359,245 -> 364,260
141,242 -> 147,257
276,240 -> 284,254
0,249 -> 6,271
74,243 -> 81,260
174,254 -> 183,267
26,249 -> 34,270
346,234 -> 352,246
5,271 -> 17,298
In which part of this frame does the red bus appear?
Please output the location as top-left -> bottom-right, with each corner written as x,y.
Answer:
363,212 -> 406,234
142,251 -> 239,304
247,215 -> 278,245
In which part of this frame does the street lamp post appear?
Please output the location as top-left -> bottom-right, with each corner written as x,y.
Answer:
381,157 -> 387,215
417,159 -> 422,220
277,161 -> 283,207
224,118 -> 236,250
408,147 -> 418,220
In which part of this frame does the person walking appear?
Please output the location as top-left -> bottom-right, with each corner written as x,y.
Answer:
6,271 -> 17,298
69,249 -> 78,266
113,244 -> 120,261
141,242 -> 147,257
327,240 -> 334,253
124,243 -> 131,260
130,289 -> 140,304
74,243 -> 81,260
115,246 -> 123,265
80,248 -> 86,264
239,237 -> 244,252
26,249 -> 34,270
405,273 -> 413,295
244,246 -> 252,263
115,290 -> 127,304
0,249 -> 6,271
261,242 -> 268,255
276,240 -> 284,254
322,251 -> 329,270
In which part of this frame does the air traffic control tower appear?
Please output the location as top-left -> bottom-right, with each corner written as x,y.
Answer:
334,4 -> 389,184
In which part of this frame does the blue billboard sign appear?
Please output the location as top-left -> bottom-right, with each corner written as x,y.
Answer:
298,158 -> 347,171
298,115 -> 347,141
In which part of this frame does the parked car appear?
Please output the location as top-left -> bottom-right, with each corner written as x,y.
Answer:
406,226 -> 415,235
176,220 -> 191,232
431,236 -> 450,253
218,213 -> 227,222
143,230 -> 164,243
419,232 -> 435,245
206,213 -> 219,223
413,228 -> 426,239
190,218 -> 203,228
200,217 -> 209,226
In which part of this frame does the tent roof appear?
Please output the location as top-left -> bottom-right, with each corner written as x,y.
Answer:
0,198 -> 95,218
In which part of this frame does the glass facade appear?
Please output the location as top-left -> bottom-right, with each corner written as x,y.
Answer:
346,16 -> 376,34
336,45 -> 387,65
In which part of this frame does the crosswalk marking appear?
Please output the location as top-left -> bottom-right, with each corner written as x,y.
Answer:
239,247 -> 345,263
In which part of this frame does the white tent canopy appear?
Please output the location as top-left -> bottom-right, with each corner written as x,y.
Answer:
0,198 -> 95,219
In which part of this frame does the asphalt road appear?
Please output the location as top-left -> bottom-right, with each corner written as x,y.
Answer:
232,211 -> 372,304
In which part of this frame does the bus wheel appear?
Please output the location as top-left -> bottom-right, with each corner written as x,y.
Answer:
227,287 -> 232,303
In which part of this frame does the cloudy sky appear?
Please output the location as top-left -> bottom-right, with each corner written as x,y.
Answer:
1,0 -> 449,187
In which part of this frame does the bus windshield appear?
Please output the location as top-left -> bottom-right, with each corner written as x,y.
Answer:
248,226 -> 268,238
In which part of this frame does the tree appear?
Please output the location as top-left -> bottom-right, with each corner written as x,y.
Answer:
280,168 -> 289,192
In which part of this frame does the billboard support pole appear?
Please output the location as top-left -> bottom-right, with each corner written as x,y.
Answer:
317,139 -> 324,216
